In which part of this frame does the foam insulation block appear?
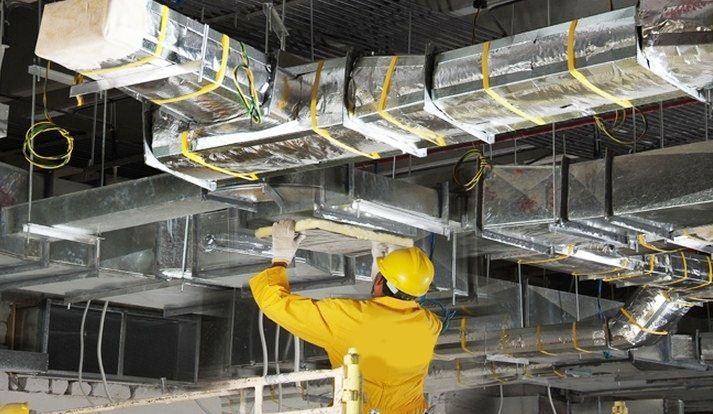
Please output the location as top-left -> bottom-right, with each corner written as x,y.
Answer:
35,0 -> 147,70
255,219 -> 413,255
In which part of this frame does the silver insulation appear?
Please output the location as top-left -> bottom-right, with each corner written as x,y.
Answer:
36,0 -> 271,126
345,55 -> 465,156
638,0 -> 713,100
608,287 -> 690,349
430,7 -> 682,140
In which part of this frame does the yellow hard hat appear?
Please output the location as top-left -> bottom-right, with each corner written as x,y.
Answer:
0,403 -> 29,414
376,247 -> 434,297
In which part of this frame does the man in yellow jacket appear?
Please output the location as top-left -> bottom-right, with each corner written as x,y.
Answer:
250,220 -> 442,414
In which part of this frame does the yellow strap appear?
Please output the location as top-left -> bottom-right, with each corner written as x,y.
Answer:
647,254 -> 656,275
660,252 -> 689,286
455,360 -> 463,384
683,256 -> 713,292
567,20 -> 632,109
489,364 -> 508,384
536,324 -> 557,356
500,328 -> 511,356
377,56 -> 446,146
153,35 -> 231,105
571,321 -> 593,354
552,368 -> 567,378
518,245 -> 574,265
180,131 -> 259,181
459,318 -> 477,355
482,41 -> 546,126
82,6 -> 170,76
637,234 -> 681,253
603,271 -> 646,283
311,61 -> 380,160
619,308 -> 668,336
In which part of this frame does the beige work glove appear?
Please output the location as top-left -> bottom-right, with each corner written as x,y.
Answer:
271,220 -> 306,264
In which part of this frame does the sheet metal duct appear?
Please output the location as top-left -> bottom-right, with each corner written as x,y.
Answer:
35,0 -> 271,127
638,0 -> 713,101
429,7 -> 682,142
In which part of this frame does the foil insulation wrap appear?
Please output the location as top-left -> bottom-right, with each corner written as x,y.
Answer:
153,58 -> 395,182
609,287 -> 690,349
345,55 -> 465,156
36,0 -> 271,126
638,0 -> 713,100
430,7 -> 681,141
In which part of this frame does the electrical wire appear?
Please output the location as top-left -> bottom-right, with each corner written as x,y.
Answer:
77,301 -> 94,406
97,301 -> 114,403
231,42 -> 263,124
453,148 -> 490,192
258,310 -> 269,377
497,384 -> 504,414
594,107 -> 648,147
547,385 -> 558,414
23,61 -> 75,170
275,325 -> 283,411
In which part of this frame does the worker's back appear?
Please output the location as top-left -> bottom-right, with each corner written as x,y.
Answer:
319,296 -> 442,414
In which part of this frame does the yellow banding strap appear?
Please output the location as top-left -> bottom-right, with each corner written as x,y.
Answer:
661,252 -> 689,286
377,56 -> 446,146
603,271 -> 646,283
311,61 -> 380,160
455,360 -> 463,384
500,328 -> 511,356
571,321 -> 593,354
637,234 -> 681,253
567,20 -> 632,109
482,41 -> 546,126
619,308 -> 668,336
536,324 -> 556,356
552,368 -> 567,379
82,6 -> 170,76
647,254 -> 656,275
180,131 -> 258,181
153,35 -> 231,105
459,318 -> 477,355
518,245 -> 574,265
489,364 -> 508,384
683,256 -> 713,292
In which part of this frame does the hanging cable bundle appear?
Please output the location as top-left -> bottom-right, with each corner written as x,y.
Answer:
453,148 -> 490,192
231,42 -> 263,124
23,62 -> 75,170
594,107 -> 648,146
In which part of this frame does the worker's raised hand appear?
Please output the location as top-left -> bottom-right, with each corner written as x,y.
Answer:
370,242 -> 399,279
271,220 -> 306,264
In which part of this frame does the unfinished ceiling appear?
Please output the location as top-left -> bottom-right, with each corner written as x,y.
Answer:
0,0 -> 712,413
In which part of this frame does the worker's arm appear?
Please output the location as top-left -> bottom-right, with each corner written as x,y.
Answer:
249,264 -> 343,350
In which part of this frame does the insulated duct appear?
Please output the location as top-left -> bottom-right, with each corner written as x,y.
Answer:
35,0 -> 713,188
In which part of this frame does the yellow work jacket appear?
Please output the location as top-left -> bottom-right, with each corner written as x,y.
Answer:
250,265 -> 442,414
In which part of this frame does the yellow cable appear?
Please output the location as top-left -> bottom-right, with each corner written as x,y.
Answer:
571,321 -> 593,354
536,324 -> 557,356
311,61 -> 380,160
682,256 -> 713,292
153,35 -> 231,105
377,56 -> 446,146
180,131 -> 258,181
567,19 -> 632,109
518,245 -> 574,265
619,308 -> 668,336
82,6 -> 170,76
482,41 -> 546,126
637,234 -> 681,253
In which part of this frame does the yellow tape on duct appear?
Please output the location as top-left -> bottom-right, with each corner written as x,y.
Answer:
567,20 -> 632,109
82,5 -> 170,76
311,61 -> 380,160
180,131 -> 258,181
459,318 -> 477,355
518,245 -> 574,265
619,307 -> 668,336
482,41 -> 546,126
152,34 -> 231,105
682,256 -> 713,292
377,56 -> 446,147
660,252 -> 689,287
536,324 -> 557,356
571,321 -> 593,354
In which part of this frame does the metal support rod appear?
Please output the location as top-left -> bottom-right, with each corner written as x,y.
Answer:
517,263 -> 524,329
451,233 -> 457,306
575,275 -> 580,322
552,123 -> 557,221
100,91 -> 108,187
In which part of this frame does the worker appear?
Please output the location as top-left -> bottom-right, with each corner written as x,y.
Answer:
250,220 -> 442,414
